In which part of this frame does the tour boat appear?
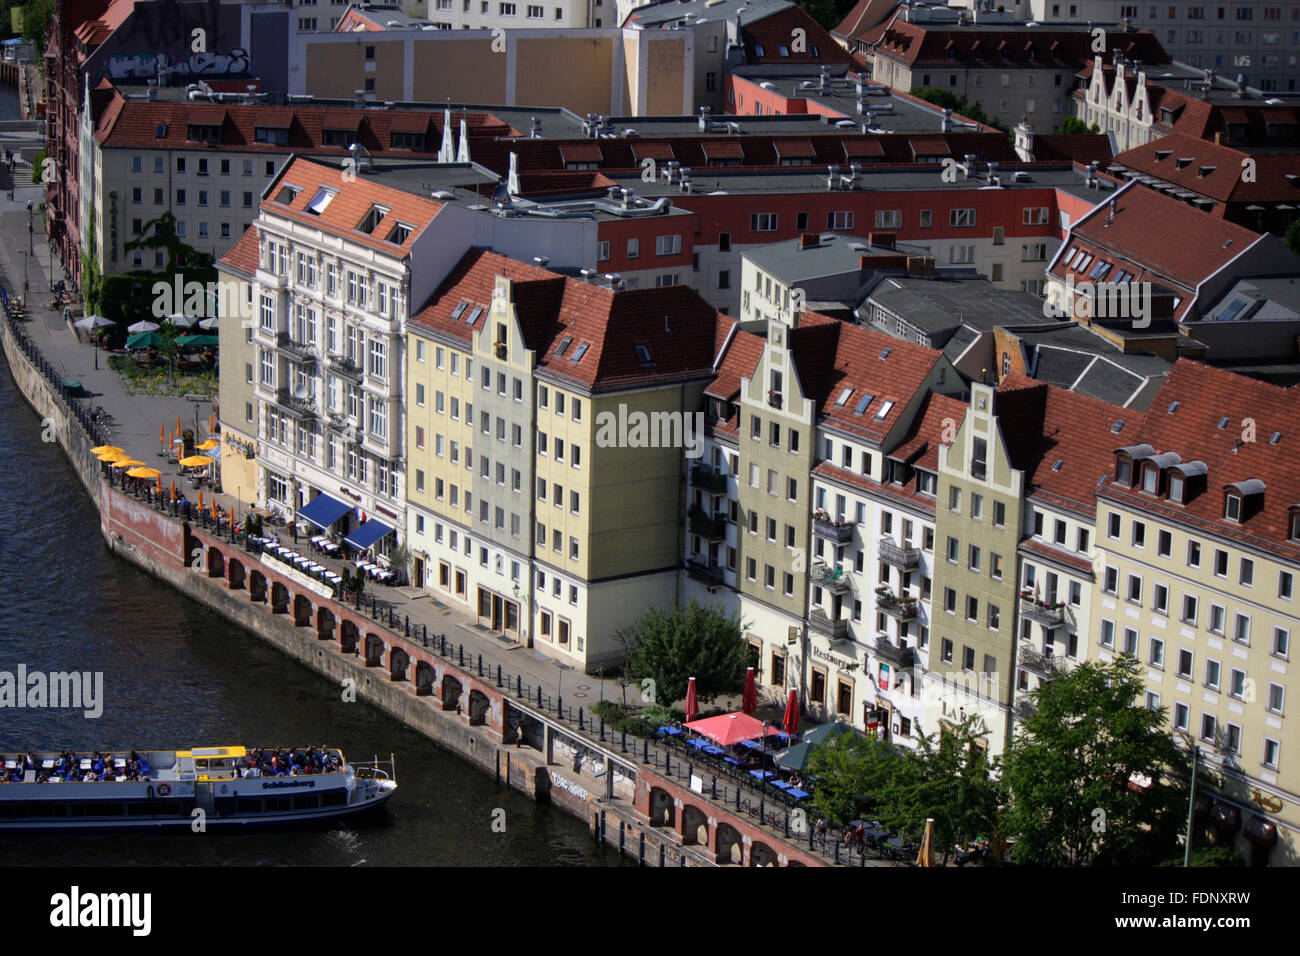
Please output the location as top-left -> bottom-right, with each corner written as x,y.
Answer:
0,746 -> 396,831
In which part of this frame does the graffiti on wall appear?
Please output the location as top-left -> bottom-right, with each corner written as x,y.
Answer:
104,49 -> 250,80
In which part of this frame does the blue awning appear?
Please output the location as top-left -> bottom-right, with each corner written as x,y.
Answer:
344,519 -> 394,550
296,493 -> 352,530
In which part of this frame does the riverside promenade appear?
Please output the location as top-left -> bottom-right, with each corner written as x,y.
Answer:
0,181 -> 894,868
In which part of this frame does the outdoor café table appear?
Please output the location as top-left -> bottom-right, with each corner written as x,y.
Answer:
787,788 -> 811,801
738,739 -> 762,751
657,726 -> 683,737
325,573 -> 342,585
769,779 -> 792,792
749,769 -> 773,781
722,756 -> 743,767
702,745 -> 725,756
687,738 -> 709,751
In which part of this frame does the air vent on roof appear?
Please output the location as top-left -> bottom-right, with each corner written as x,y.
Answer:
450,300 -> 469,320
1111,420 -> 1124,434
571,342 -> 589,362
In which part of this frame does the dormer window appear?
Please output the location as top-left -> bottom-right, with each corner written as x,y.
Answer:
1225,493 -> 1242,522
1141,464 -> 1159,495
1115,457 -> 1132,486
1224,479 -> 1265,523
357,204 -> 389,235
1168,472 -> 1184,503
1289,506 -> 1300,541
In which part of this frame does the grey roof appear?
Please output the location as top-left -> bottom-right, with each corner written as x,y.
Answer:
1002,322 -> 1173,407
625,0 -> 791,28
604,162 -> 1111,199
727,72 -> 977,134
743,233 -> 924,281
1193,276 -> 1300,324
865,273 -> 1059,340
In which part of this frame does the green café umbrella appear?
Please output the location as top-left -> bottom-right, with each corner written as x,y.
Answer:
126,331 -> 162,349
176,334 -> 220,348
773,741 -> 814,772
801,721 -> 858,747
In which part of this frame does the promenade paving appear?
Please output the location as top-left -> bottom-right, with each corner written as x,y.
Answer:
0,165 -> 891,865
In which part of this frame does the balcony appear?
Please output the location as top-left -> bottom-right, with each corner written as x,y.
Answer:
1020,597 -> 1066,629
808,609 -> 849,641
274,333 -> 316,365
686,559 -> 725,587
1019,643 -> 1066,680
690,464 -> 729,494
878,537 -> 921,570
812,512 -> 855,543
328,354 -> 364,383
810,563 -> 853,595
874,589 -> 918,622
274,388 -> 317,420
874,634 -> 915,668
688,509 -> 727,540
767,391 -> 783,410
1013,697 -> 1037,722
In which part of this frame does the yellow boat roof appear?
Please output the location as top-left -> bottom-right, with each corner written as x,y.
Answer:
179,746 -> 248,759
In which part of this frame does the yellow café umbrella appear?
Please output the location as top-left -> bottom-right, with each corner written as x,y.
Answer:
110,458 -> 147,469
179,455 -> 214,468
97,450 -> 127,463
127,466 -> 162,480
196,438 -> 220,451
92,445 -> 124,457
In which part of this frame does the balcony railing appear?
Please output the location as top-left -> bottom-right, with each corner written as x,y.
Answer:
810,563 -> 853,594
874,634 -> 915,668
690,464 -> 728,493
812,515 -> 855,543
688,512 -> 727,540
875,590 -> 918,622
808,609 -> 849,641
274,388 -> 317,420
1020,599 -> 1066,628
686,559 -> 725,586
878,537 -> 921,570
328,354 -> 364,382
274,333 -> 316,364
1019,643 -> 1066,680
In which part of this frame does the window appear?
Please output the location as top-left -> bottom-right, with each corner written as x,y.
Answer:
655,235 -> 681,256
949,208 -> 976,227
875,209 -> 902,229
751,213 -> 778,232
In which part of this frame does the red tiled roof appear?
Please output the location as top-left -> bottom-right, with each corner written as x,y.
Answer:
412,249 -> 724,392
216,224 -> 260,277
742,7 -> 856,67
263,158 -> 444,257
869,20 -> 1169,70
1029,134 -> 1113,165
1099,359 -> 1300,558
631,142 -> 675,162
559,143 -> 604,163
997,375 -> 1136,514
890,391 -> 966,473
773,138 -> 815,159
706,323 -> 764,401
1111,132 -> 1300,207
1019,537 -> 1095,575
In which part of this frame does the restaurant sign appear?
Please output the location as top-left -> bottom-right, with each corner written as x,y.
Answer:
812,646 -> 859,671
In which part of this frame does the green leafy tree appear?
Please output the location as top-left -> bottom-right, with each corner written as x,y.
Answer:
157,321 -> 180,385
1158,844 -> 1245,867
21,0 -> 52,49
807,732 -> 900,825
1059,116 -> 1101,134
619,600 -> 747,707
1003,656 -> 1190,866
909,87 -> 1009,135
875,718 -> 1006,864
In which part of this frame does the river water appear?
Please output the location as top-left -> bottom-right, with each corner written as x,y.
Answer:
0,354 -> 619,866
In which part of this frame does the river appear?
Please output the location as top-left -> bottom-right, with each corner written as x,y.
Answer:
0,355 -> 620,866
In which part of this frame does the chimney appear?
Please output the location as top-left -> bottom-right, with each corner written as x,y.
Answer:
826,164 -> 840,190
941,108 -> 952,132
800,233 -> 820,249
530,116 -> 541,138
533,256 -> 549,268
868,232 -> 897,249
906,256 -> 935,276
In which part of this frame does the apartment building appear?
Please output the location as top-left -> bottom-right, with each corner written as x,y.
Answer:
1091,359 -> 1300,865
215,225 -> 263,509
688,310 -> 964,736
848,6 -> 1170,130
375,0 -> 607,30
405,248 -> 723,669
971,0 -> 1300,93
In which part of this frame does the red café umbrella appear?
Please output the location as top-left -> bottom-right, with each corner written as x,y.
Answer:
684,712 -> 780,747
684,676 -> 698,724
782,688 -> 800,738
741,666 -> 757,715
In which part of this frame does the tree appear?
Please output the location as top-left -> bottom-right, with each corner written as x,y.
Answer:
619,600 -> 746,707
1060,116 -> 1101,134
158,321 -> 180,386
876,718 -> 1006,864
909,87 -> 1010,135
1285,219 -> 1300,257
21,0 -> 53,51
791,0 -> 862,30
1003,656 -> 1191,866
807,732 -> 900,825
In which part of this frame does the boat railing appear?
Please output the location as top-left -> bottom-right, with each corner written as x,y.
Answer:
351,753 -> 397,783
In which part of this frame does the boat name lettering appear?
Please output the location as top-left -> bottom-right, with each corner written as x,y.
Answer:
261,779 -> 316,789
